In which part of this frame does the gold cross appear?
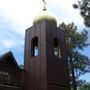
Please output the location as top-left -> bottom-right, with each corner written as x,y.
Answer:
43,0 -> 47,11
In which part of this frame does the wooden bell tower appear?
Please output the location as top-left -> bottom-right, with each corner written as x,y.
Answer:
24,5 -> 70,89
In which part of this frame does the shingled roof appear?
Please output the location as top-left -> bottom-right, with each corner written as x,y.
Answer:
0,51 -> 19,69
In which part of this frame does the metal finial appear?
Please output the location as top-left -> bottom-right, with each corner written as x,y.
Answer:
43,0 -> 47,11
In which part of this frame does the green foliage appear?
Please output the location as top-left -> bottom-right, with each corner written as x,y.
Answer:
19,64 -> 24,69
72,51 -> 90,78
73,0 -> 90,27
60,22 -> 90,89
60,22 -> 89,51
79,82 -> 90,90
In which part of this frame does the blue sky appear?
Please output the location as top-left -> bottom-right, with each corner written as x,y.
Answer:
0,0 -> 90,82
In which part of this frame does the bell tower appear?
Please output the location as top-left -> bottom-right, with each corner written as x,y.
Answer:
24,2 -> 70,90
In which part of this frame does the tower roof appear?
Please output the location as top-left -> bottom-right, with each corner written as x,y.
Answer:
33,11 -> 57,25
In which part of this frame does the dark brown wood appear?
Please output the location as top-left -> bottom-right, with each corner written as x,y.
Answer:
0,52 -> 24,90
0,51 -> 19,69
0,63 -> 24,90
24,20 -> 70,90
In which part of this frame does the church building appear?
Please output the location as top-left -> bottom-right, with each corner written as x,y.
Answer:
0,2 -> 70,90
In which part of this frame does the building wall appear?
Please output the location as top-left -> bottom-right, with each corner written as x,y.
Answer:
24,20 -> 70,90
24,20 -> 47,90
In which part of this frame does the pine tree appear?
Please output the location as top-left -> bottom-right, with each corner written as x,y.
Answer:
60,22 -> 90,90
73,0 -> 90,27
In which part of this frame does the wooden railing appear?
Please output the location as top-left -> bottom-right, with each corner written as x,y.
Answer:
0,63 -> 24,87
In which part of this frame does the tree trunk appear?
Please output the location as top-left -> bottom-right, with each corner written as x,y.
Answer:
69,56 -> 77,90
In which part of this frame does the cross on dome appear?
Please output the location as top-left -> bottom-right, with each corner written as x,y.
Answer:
43,0 -> 47,11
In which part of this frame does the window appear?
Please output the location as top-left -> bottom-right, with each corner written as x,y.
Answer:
31,37 -> 39,56
54,38 -> 61,58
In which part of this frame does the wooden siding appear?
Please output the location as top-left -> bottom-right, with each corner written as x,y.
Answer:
24,20 -> 70,90
0,63 -> 24,90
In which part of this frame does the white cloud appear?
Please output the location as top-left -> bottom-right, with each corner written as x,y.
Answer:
0,38 -> 24,48
0,0 -> 87,52
0,0 -> 42,25
0,39 -> 16,48
0,0 -> 88,48
0,0 -> 82,28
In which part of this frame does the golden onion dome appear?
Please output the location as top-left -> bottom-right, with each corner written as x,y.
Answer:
33,11 -> 57,26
